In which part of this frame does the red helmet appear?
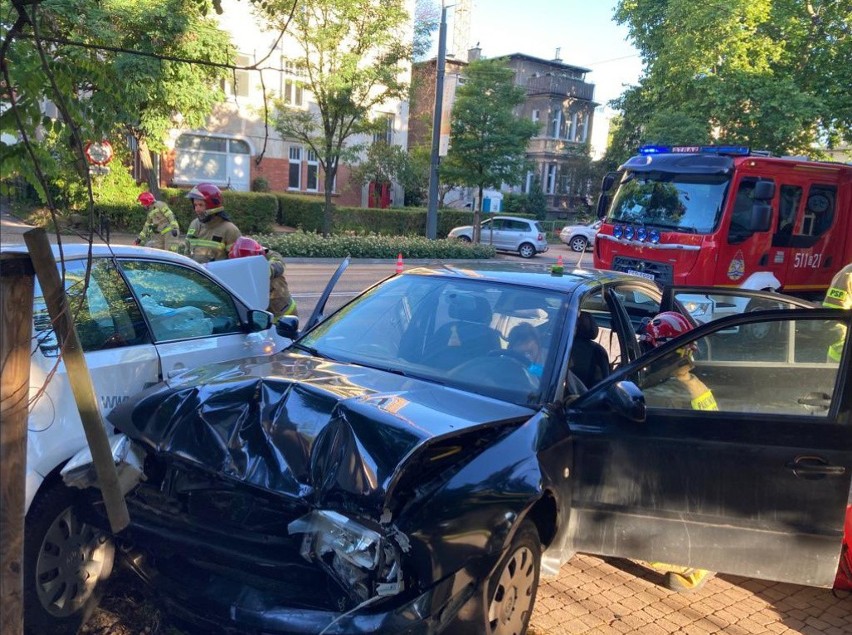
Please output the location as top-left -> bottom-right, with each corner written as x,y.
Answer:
186,183 -> 223,210
640,311 -> 694,348
229,236 -> 265,259
137,192 -> 155,207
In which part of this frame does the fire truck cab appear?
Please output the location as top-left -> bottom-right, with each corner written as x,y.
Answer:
594,145 -> 851,320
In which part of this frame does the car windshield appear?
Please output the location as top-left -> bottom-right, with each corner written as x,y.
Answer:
299,274 -> 566,406
607,172 -> 731,233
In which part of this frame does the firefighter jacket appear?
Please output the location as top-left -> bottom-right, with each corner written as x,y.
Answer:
266,249 -> 297,320
823,263 -> 852,362
138,201 -> 180,250
185,210 -> 241,263
643,370 -> 718,411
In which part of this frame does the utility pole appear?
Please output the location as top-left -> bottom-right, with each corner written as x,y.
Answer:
426,2 -> 449,240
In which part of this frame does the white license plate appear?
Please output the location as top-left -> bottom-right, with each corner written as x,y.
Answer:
627,269 -> 655,281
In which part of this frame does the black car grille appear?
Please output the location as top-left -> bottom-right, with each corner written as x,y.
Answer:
612,256 -> 674,286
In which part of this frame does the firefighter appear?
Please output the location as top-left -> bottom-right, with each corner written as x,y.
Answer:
184,183 -> 241,263
229,236 -> 297,322
134,192 -> 180,250
639,311 -> 716,592
823,263 -> 852,362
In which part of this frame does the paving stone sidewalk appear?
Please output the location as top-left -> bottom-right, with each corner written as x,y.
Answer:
530,554 -> 851,634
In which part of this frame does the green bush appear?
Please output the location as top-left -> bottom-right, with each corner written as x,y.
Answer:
259,230 -> 496,259
276,192 -> 493,238
161,188 -> 277,234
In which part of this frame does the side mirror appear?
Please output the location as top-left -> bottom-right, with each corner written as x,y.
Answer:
276,315 -> 299,340
596,194 -> 610,219
752,180 -> 775,201
600,171 -> 617,193
749,202 -> 772,232
576,380 -> 646,423
247,309 -> 273,333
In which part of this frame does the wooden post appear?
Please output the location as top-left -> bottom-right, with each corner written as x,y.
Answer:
0,254 -> 35,635
23,228 -> 129,533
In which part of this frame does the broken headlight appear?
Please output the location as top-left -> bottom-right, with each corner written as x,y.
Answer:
288,510 -> 408,603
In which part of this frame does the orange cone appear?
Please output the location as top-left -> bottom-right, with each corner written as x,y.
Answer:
557,255 -> 564,268
551,254 -> 564,276
395,252 -> 404,274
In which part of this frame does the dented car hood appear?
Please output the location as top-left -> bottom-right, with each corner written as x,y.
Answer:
108,351 -> 534,512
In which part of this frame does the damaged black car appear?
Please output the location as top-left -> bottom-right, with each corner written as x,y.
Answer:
58,264 -> 851,634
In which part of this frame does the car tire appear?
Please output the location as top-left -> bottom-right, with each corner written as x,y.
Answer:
24,482 -> 114,635
518,243 -> 536,259
485,520 -> 540,635
569,236 -> 588,253
459,236 -> 472,243
742,297 -> 782,343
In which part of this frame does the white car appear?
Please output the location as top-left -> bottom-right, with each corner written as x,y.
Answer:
7,244 -> 286,634
448,215 -> 549,258
560,219 -> 602,252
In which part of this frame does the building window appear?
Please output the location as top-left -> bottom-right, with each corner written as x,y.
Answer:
546,164 -> 557,194
524,171 -> 534,193
288,146 -> 302,190
281,59 -> 304,106
550,108 -> 561,138
531,110 -> 540,123
306,149 -> 319,191
373,113 -> 394,145
173,134 -> 251,188
224,54 -> 251,98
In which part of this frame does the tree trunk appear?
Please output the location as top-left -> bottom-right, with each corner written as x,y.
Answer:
138,138 -> 161,198
473,184 -> 484,244
322,162 -> 335,238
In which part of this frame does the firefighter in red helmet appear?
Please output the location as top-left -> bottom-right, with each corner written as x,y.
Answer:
134,191 -> 180,250
184,183 -> 241,263
229,236 -> 297,322
638,311 -> 717,592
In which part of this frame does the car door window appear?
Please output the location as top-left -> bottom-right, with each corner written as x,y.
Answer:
119,261 -> 243,342
33,258 -> 148,356
630,314 -> 845,416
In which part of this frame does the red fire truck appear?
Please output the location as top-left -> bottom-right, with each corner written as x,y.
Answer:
593,145 -> 852,306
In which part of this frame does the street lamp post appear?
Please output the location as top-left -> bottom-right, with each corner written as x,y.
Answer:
426,3 -> 449,240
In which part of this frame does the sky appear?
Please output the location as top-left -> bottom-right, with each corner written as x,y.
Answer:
435,0 -> 645,157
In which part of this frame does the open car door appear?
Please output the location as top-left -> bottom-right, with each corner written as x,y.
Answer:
566,306 -> 852,587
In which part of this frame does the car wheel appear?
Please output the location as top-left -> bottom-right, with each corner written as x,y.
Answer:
24,482 -> 114,635
569,236 -> 588,253
459,236 -> 472,243
518,243 -> 536,259
742,297 -> 782,342
486,520 -> 540,635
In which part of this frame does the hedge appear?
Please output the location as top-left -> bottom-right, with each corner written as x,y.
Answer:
259,230 -> 497,260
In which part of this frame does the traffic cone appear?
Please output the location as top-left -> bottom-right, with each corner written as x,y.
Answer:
551,254 -> 564,276
395,252 -> 404,274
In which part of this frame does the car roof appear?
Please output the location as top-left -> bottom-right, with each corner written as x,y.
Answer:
401,262 -> 642,294
492,216 -> 538,222
0,243 -> 200,267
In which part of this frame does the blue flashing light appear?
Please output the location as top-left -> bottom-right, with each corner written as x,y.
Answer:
649,229 -> 661,244
637,227 -> 648,241
625,226 -> 635,240
638,145 -> 671,155
613,225 -> 624,239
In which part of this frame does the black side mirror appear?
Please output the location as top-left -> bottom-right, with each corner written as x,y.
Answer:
276,315 -> 299,340
600,171 -> 617,193
749,202 -> 772,232
247,309 -> 273,332
753,180 -> 775,201
607,381 -> 646,422
596,194 -> 610,220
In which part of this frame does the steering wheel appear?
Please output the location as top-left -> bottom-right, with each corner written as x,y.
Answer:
448,353 -> 538,393
487,348 -> 534,365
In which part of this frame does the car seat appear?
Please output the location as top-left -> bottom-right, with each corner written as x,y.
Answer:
570,311 -> 610,387
426,295 -> 500,369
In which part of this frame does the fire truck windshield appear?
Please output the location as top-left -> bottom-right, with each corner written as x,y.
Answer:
607,172 -> 731,234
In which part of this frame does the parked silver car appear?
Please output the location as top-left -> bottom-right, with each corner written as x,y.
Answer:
448,215 -> 549,258
560,219 -> 602,252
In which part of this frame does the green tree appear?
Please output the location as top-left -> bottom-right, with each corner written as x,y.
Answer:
440,57 -> 538,242
612,0 -> 851,157
261,0 -> 412,236
2,0 -> 233,208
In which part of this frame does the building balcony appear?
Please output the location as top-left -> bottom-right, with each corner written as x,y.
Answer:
526,75 -> 595,101
527,137 -> 588,156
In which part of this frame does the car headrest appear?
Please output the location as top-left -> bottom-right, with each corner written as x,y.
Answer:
576,311 -> 599,340
448,295 -> 492,324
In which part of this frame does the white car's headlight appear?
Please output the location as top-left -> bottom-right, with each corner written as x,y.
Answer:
683,300 -> 713,320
